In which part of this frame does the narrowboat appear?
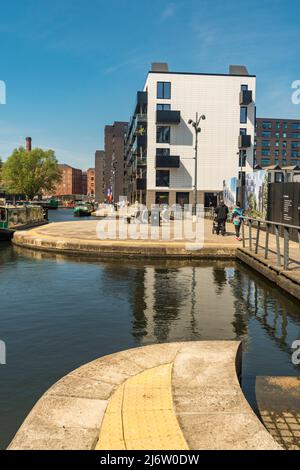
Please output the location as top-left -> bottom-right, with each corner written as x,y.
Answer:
73,202 -> 93,217
0,205 -> 48,241
34,198 -> 58,210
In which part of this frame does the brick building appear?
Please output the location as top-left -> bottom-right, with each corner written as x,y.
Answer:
104,122 -> 128,203
255,118 -> 300,167
87,168 -> 95,197
95,150 -> 105,202
54,164 -> 83,196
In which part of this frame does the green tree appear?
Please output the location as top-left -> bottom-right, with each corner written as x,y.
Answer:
2,147 -> 61,200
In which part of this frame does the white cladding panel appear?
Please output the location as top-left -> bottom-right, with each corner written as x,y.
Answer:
144,72 -> 256,192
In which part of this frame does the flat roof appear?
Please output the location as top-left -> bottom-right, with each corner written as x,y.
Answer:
148,70 -> 256,78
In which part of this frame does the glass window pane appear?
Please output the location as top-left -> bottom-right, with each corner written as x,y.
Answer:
240,107 -> 247,124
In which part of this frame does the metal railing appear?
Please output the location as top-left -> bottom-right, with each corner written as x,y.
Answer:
241,216 -> 300,270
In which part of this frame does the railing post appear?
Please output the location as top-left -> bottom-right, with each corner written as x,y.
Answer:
249,219 -> 252,251
255,221 -> 260,254
275,224 -> 281,266
283,226 -> 290,270
265,223 -> 269,259
242,219 -> 245,248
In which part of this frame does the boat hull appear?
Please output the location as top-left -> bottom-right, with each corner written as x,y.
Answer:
74,210 -> 92,217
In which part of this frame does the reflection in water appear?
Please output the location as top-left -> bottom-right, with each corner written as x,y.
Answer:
1,241 -> 300,449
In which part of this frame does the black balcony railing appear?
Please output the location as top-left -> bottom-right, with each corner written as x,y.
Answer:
239,90 -> 253,105
156,155 -> 180,168
156,110 -> 181,125
239,134 -> 251,148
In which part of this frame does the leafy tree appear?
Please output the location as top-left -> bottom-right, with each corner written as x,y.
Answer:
2,147 -> 61,200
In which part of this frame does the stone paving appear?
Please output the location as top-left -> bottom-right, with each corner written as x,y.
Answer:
8,342 -> 281,450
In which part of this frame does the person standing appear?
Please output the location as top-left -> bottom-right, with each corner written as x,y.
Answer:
232,202 -> 244,240
214,200 -> 229,236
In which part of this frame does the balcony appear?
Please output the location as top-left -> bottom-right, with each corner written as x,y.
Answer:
136,178 -> 146,190
239,134 -> 251,148
239,90 -> 253,105
136,134 -> 147,149
156,155 -> 180,168
134,91 -> 148,114
156,110 -> 181,125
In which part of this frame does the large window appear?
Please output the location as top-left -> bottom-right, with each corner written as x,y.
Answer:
157,82 -> 171,99
262,140 -> 270,147
156,148 -> 170,156
157,104 -> 171,111
292,123 -> 300,130
262,150 -> 270,156
292,133 -> 300,138
292,141 -> 300,148
292,151 -> 300,158
156,170 -> 170,187
261,158 -> 271,166
261,131 -> 271,137
156,126 -> 170,143
240,107 -> 247,124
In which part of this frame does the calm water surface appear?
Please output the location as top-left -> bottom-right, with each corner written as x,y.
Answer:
0,209 -> 300,448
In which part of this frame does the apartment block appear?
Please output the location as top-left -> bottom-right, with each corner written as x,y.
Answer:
255,118 -> 300,168
104,121 -> 128,202
95,150 -> 105,202
54,164 -> 83,196
125,63 -> 256,208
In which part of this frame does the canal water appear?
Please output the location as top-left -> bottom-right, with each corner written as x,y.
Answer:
0,209 -> 300,448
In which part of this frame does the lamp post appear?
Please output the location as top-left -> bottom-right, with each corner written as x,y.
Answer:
188,113 -> 206,219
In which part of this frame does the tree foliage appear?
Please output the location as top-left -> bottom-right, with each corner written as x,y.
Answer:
1,147 -> 61,200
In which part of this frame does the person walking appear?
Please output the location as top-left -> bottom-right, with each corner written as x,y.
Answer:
232,202 -> 244,240
214,200 -> 229,236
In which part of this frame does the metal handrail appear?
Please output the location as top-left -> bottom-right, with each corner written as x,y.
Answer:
241,216 -> 300,271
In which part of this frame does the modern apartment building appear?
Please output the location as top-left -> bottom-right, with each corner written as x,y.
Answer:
124,63 -> 256,208
95,150 -> 105,202
54,164 -> 83,196
104,121 -> 128,202
255,118 -> 300,168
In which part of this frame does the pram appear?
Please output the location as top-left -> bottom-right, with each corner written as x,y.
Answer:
212,214 -> 219,234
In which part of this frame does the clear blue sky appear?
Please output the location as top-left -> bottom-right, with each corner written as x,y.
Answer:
0,0 -> 299,169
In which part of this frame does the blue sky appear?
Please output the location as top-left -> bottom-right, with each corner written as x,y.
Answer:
0,0 -> 299,168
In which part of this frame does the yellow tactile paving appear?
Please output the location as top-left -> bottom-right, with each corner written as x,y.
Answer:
95,364 -> 189,450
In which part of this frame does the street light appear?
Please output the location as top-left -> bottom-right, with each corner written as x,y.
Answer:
188,113 -> 206,218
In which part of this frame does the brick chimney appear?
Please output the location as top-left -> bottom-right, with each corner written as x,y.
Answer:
25,137 -> 32,152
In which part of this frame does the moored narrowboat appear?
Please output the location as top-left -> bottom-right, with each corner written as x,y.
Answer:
0,205 -> 48,241
73,202 -> 94,217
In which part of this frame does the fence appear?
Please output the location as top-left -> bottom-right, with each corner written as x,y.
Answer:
241,216 -> 300,271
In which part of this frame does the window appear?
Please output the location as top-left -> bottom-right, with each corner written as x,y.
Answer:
156,126 -> 170,143
276,122 -> 280,129
292,133 -> 300,138
282,159 -> 287,166
292,141 -> 300,148
156,148 -> 170,156
157,82 -> 171,99
275,132 -> 280,138
291,159 -> 299,166
262,140 -> 270,147
262,149 -> 270,156
292,151 -> 300,158
240,107 -> 247,124
157,104 -> 171,111
155,192 -> 169,205
241,84 -> 248,91
275,159 -> 279,165
292,123 -> 300,130
275,141 -> 279,147
262,121 -> 272,129
275,150 -> 279,156
239,150 -> 247,167
283,122 -> 287,129
283,150 -> 287,157
282,141 -> 287,148
240,128 -> 247,135
261,131 -> 271,137
156,170 -> 170,187
261,158 -> 271,166
283,132 -> 287,138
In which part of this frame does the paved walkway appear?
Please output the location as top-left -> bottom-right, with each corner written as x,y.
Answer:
8,342 -> 281,450
256,377 -> 300,450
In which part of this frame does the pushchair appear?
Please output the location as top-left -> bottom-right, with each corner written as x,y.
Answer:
212,214 -> 219,234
